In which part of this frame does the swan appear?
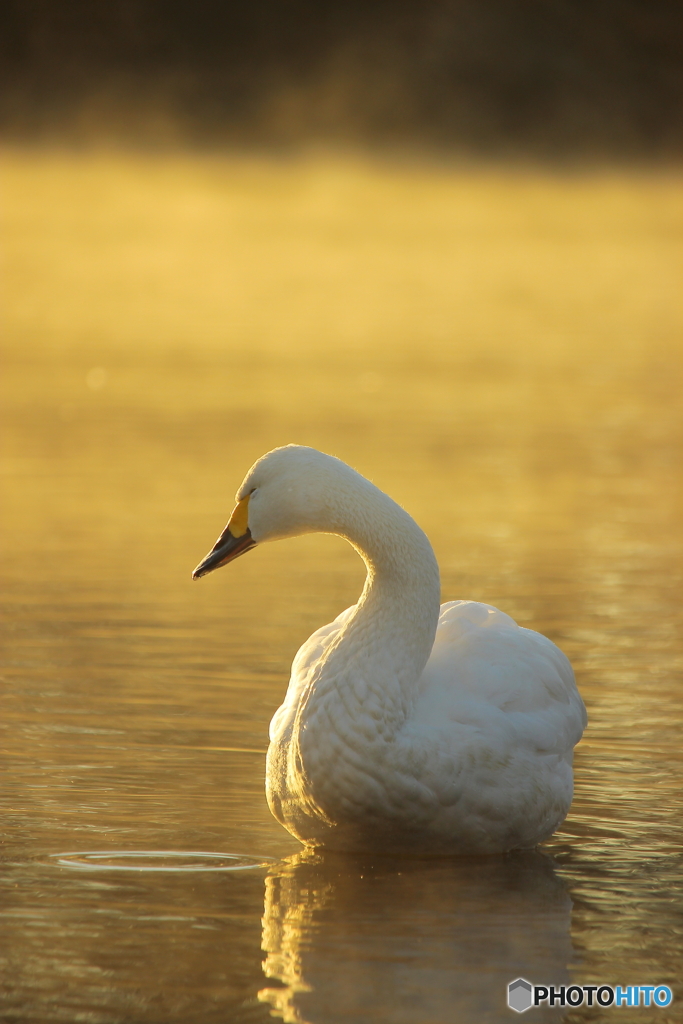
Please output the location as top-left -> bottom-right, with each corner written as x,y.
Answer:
192,445 -> 586,855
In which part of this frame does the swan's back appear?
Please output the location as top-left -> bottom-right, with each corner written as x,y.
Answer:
417,601 -> 586,756
394,601 -> 587,852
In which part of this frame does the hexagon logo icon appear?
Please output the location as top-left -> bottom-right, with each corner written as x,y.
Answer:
508,978 -> 533,1013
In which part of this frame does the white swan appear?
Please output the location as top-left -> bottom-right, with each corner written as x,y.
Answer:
193,445 -> 586,855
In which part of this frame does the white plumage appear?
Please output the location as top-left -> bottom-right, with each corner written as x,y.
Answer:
193,445 -> 586,855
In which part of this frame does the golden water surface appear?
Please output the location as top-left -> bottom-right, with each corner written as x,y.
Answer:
1,151 -> 682,1023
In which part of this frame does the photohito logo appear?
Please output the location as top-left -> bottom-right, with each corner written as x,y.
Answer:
507,979 -> 673,1013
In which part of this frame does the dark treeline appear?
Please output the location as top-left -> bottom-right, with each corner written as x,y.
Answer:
1,0 -> 682,157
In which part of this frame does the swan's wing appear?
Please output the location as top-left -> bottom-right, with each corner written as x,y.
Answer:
415,601 -> 587,757
269,605 -> 356,742
397,602 -> 586,842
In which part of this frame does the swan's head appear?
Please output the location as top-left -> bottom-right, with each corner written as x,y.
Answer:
192,445 -> 366,579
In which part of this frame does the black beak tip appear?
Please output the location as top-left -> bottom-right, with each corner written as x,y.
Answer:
191,530 -> 256,581
191,553 -> 219,580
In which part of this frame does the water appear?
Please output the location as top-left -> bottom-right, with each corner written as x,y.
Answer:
1,151 -> 682,1022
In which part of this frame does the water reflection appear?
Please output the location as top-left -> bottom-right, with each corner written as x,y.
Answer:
260,850 -> 572,1023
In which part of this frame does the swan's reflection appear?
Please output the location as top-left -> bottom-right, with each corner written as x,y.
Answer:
259,850 -> 572,1024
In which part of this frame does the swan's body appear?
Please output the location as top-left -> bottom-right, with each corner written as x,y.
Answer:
193,445 -> 586,855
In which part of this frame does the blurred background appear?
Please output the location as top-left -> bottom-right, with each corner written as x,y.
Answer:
1,0 -> 683,156
2,3 -> 683,1023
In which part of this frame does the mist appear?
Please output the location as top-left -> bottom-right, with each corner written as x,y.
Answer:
1,0 -> 682,158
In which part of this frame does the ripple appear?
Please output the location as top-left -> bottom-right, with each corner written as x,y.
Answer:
49,850 -> 274,872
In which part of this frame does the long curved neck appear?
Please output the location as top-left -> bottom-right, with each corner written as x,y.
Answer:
303,482 -> 441,737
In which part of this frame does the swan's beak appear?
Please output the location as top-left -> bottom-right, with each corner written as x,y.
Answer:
192,495 -> 256,579
192,526 -> 256,578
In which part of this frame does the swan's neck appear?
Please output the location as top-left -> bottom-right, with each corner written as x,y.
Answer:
303,485 -> 441,738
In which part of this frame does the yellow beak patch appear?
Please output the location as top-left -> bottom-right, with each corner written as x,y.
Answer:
228,494 -> 250,538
